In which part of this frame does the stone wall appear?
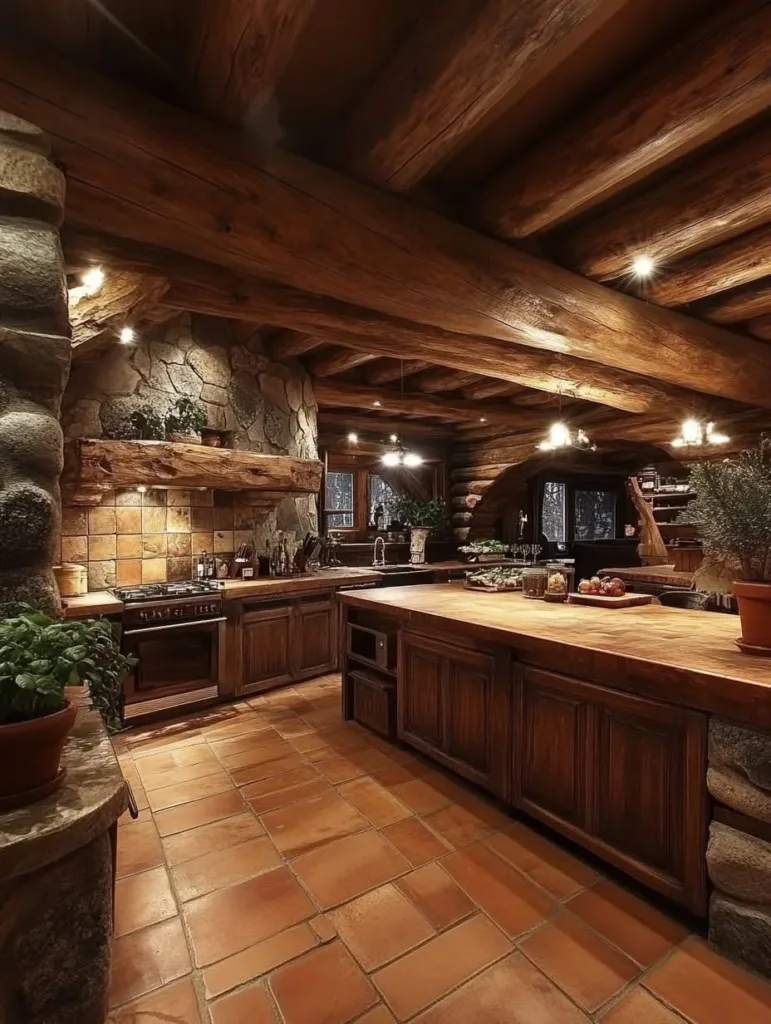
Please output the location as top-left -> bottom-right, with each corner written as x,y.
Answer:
0,113 -> 70,614
706,717 -> 771,977
60,314 -> 318,589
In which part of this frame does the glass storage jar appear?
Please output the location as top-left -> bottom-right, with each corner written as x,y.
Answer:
521,566 -> 547,599
544,563 -> 574,602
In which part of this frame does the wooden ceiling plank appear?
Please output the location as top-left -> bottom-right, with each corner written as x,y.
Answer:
270,330 -> 323,359
564,121 -> 771,280
305,348 -> 379,376
646,222 -> 771,307
317,411 -> 450,439
333,0 -> 620,190
695,279 -> 771,324
476,0 -> 771,238
462,379 -> 523,400
407,368 -> 480,393
190,0 -> 318,123
70,271 -> 169,359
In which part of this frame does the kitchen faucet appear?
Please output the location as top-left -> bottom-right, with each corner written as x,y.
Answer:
373,536 -> 386,567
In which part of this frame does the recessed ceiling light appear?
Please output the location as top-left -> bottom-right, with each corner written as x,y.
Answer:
389,433 -> 398,443
119,326 -> 135,344
631,254 -> 655,278
373,400 -> 381,407
347,432 -> 358,443
82,266 -> 105,293
479,417 -> 486,423
136,485 -> 147,493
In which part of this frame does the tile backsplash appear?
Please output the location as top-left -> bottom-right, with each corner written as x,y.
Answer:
60,487 -> 311,590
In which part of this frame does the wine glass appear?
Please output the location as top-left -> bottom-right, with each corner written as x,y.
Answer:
532,544 -> 542,564
521,543 -> 531,564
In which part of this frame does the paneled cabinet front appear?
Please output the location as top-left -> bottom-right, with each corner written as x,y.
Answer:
239,593 -> 336,695
399,632 -> 510,797
512,665 -> 708,914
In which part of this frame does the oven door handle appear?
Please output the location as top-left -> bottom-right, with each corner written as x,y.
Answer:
123,616 -> 227,636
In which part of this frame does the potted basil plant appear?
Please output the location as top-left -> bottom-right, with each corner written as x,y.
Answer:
165,397 -> 207,444
681,440 -> 771,651
388,497 -> 449,565
0,608 -> 135,808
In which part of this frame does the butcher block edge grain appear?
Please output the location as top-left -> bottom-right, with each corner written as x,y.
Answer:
338,583 -> 771,729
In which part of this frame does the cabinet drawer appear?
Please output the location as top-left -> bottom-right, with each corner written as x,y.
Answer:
351,669 -> 396,740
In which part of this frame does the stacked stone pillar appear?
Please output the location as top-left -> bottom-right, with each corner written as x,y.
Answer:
0,112 -> 70,615
707,718 -> 771,977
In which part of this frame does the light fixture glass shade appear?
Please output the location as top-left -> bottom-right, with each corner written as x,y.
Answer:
537,421 -> 593,452
382,451 -> 402,467
670,418 -> 729,448
403,452 -> 423,467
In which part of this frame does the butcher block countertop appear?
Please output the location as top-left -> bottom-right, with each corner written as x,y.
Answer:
340,583 -> 771,727
599,565 -> 694,587
61,591 -> 124,618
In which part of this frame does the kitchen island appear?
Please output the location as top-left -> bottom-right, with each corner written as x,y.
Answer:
339,583 -> 771,926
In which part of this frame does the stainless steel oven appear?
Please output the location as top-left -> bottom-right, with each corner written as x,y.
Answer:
115,583 -> 226,722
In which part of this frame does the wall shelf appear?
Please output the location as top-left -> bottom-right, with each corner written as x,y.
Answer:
63,439 -> 323,505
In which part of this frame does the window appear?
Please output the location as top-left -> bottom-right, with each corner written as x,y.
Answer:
574,489 -> 616,540
324,471 -> 354,528
541,481 -> 567,543
369,474 -> 396,525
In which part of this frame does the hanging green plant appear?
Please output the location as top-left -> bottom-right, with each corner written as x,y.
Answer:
166,397 -> 207,440
130,405 -> 166,440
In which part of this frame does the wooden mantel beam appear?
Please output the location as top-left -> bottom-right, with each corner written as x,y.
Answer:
314,378 -> 586,431
477,0 -> 771,238
189,0 -> 318,124
13,48 -> 767,408
333,0 -> 620,191
563,122 -> 771,281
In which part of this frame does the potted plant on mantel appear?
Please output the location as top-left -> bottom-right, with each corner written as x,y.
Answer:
389,497 -> 449,565
165,397 -> 207,444
681,439 -> 771,652
0,608 -> 135,808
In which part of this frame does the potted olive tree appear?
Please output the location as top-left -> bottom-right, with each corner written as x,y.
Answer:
682,440 -> 771,651
0,608 -> 135,808
389,497 -> 449,565
165,397 -> 207,444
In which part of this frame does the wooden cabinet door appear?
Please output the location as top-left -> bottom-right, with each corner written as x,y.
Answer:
514,667 -> 591,832
399,633 -> 444,756
295,598 -> 335,679
443,645 -> 510,797
592,689 -> 707,913
240,603 -> 293,693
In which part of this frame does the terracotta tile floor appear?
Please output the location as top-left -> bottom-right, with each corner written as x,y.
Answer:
108,674 -> 771,1024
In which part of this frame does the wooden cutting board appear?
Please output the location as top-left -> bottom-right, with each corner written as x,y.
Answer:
567,592 -> 654,608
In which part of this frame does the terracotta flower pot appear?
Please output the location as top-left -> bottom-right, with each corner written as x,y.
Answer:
0,701 -> 77,809
734,580 -> 771,651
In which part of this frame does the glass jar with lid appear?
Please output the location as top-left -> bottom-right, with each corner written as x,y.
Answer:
521,566 -> 548,599
544,563 -> 574,602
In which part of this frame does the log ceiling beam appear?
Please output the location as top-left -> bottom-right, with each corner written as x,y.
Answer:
696,280 -> 771,324
646,222 -> 771,307
70,271 -> 170,359
319,436 -> 446,462
407,368 -> 480,393
365,360 -> 432,385
318,412 -> 451,439
305,348 -> 379,377
270,330 -> 323,359
476,0 -> 771,238
563,122 -> 771,281
748,314 -> 771,341
462,379 -> 523,401
314,378 -> 588,431
163,278 -> 730,416
332,0 -> 621,191
189,0 -> 318,124
19,47 -> 770,408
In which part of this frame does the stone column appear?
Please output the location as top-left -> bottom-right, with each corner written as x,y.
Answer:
706,718 -> 771,977
0,112 -> 70,615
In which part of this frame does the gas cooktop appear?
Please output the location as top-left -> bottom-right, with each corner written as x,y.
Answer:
112,580 -> 221,603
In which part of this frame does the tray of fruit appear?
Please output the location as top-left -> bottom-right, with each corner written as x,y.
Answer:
464,567 -> 523,592
568,576 -> 653,607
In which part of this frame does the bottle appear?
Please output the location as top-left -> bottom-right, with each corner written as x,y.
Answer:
375,503 -> 385,531
196,553 -> 206,580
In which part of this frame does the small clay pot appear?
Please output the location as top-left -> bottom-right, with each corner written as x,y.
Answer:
200,428 -> 223,448
734,580 -> 771,651
0,701 -> 77,808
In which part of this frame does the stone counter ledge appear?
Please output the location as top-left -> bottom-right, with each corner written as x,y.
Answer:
0,698 -> 127,881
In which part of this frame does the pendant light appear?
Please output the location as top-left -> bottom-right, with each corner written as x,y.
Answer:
381,362 -> 423,467
536,391 -> 595,452
671,418 -> 730,448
